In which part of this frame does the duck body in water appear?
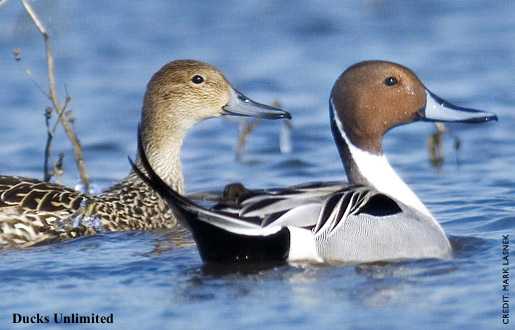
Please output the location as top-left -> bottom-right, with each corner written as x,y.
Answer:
134,60 -> 497,264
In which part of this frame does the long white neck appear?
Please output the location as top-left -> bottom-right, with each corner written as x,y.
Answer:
330,99 -> 432,217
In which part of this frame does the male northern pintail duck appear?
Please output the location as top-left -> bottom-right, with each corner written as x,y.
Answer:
133,60 -> 497,264
0,59 -> 290,248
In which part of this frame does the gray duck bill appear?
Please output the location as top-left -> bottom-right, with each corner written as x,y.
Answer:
419,90 -> 498,123
222,89 -> 291,120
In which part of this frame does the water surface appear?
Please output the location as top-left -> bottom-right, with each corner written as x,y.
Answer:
0,1 -> 514,329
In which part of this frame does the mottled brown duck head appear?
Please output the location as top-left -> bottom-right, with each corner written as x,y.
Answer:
142,59 -> 289,130
138,59 -> 290,190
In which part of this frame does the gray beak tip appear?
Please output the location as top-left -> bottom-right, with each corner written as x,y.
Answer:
223,89 -> 292,120
282,112 -> 292,120
424,90 -> 499,124
464,114 -> 498,123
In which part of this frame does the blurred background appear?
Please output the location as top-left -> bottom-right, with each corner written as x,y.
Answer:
1,0 -> 513,191
0,1 -> 514,329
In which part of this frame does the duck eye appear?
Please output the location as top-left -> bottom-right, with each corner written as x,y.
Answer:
191,75 -> 204,84
384,76 -> 398,86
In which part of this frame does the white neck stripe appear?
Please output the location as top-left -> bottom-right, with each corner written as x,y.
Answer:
330,98 -> 432,217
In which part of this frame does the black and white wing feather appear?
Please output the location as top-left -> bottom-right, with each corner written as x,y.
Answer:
132,127 -> 450,264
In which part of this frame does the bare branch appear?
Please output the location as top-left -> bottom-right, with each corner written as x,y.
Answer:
43,107 -> 53,181
20,0 -> 47,36
20,0 -> 90,191
279,119 -> 293,154
235,100 -> 289,161
53,152 -> 65,184
235,119 -> 260,161
52,95 -> 71,133
427,123 -> 445,169
43,95 -> 70,181
23,68 -> 49,98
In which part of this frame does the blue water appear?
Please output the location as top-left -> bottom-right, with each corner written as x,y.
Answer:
1,1 -> 514,329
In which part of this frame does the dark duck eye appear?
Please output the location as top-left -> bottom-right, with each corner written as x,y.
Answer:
384,76 -> 398,86
191,75 -> 205,84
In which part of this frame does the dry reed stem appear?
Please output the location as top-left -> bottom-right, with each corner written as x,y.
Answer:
20,0 -> 90,190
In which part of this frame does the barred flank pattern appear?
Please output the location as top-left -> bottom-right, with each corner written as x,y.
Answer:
0,174 -> 175,248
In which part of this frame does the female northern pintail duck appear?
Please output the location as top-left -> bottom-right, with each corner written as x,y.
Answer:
0,59 -> 290,248
133,60 -> 497,264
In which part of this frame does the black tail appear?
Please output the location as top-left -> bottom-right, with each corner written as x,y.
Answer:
130,125 -> 290,264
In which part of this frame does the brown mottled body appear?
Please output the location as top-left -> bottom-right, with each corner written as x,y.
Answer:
0,174 -> 173,247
